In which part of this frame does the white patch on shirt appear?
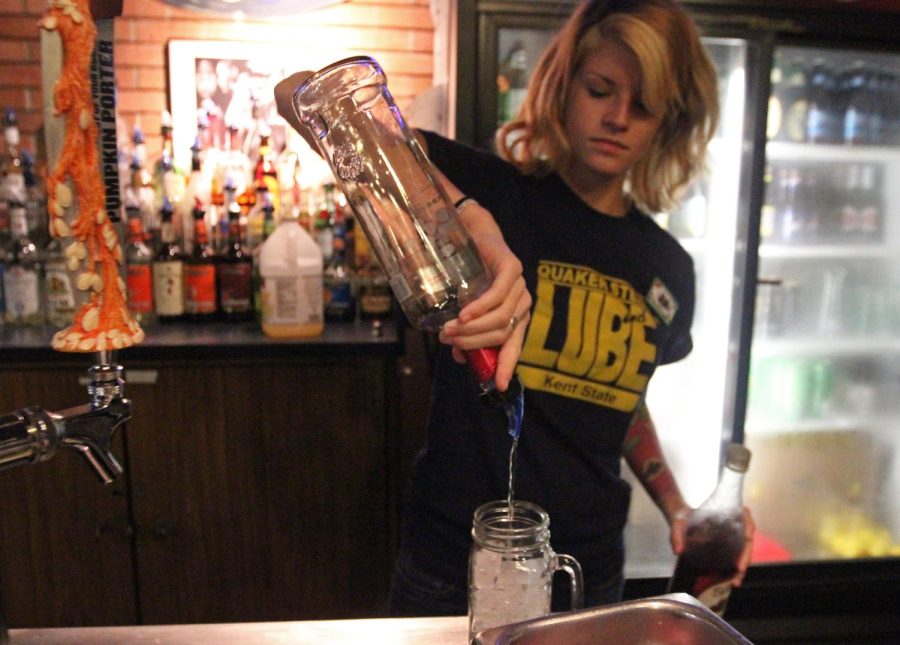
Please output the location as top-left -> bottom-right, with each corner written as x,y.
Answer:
647,277 -> 678,326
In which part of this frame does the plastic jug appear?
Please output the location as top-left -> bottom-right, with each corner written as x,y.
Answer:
259,218 -> 324,338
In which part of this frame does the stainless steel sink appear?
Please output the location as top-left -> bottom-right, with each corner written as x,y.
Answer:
473,593 -> 753,644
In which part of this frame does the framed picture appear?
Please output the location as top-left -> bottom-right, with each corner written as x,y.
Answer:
167,39 -> 335,172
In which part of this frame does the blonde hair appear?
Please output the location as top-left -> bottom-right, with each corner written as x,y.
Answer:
496,0 -> 719,213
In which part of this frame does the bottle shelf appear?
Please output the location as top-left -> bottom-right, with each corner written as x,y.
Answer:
767,141 -> 900,163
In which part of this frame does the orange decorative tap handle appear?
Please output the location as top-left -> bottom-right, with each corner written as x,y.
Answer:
41,0 -> 143,352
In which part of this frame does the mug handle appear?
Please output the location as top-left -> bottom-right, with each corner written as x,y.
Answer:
553,553 -> 584,610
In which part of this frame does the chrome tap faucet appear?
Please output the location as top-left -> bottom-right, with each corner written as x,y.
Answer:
0,351 -> 131,484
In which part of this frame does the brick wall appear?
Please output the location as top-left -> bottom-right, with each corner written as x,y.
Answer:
0,0 -> 435,165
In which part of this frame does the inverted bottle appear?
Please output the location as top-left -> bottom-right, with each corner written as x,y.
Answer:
292,56 -> 520,404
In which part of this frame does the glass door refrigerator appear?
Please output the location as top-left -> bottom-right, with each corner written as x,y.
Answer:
745,43 -> 900,565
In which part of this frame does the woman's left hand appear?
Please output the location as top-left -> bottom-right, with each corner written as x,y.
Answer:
670,505 -> 756,587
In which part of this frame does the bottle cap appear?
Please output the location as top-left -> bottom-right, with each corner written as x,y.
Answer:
726,443 -> 751,472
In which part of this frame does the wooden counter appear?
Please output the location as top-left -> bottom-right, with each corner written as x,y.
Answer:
0,320 -> 434,629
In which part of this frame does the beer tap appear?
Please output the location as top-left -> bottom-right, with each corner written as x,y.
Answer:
0,350 -> 131,484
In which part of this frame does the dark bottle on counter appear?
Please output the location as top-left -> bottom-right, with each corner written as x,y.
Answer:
184,199 -> 218,321
216,191 -> 253,321
668,443 -> 751,617
151,198 -> 184,322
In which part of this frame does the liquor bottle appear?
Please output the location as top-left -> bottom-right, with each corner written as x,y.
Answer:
253,131 -> 280,211
151,198 -> 184,322
667,443 -> 752,617
357,251 -> 394,323
43,237 -> 77,328
183,199 -> 218,321
323,214 -> 356,323
179,138 -> 210,254
0,108 -> 25,251
216,192 -> 253,321
246,183 -> 269,251
251,188 -> 276,320
3,199 -> 44,325
127,144 -> 157,249
125,216 -> 156,326
21,150 -> 48,249
154,111 -> 185,221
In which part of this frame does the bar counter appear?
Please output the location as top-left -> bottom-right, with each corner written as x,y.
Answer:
9,616 -> 469,644
0,318 -> 402,363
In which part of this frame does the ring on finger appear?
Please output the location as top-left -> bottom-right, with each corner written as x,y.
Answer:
508,314 -> 520,331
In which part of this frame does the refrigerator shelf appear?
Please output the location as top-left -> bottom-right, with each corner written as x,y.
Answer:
744,415 -> 896,435
766,141 -> 900,163
758,243 -> 896,259
750,338 -> 900,357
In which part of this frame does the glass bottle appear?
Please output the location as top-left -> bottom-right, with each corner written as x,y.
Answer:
183,199 -> 218,321
355,227 -> 393,323
253,131 -> 280,211
125,216 -> 156,326
0,107 -> 25,251
468,500 -> 583,641
21,150 -> 48,249
251,188 -> 276,320
151,198 -> 184,322
43,237 -> 77,328
179,137 -> 210,254
293,56 -> 522,404
323,213 -> 356,323
3,201 -> 44,326
667,443 -> 752,617
216,192 -> 253,321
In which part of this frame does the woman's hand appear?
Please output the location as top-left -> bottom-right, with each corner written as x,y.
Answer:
432,171 -> 530,392
670,506 -> 756,588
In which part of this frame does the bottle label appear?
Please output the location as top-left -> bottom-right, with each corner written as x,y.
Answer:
3,266 -> 40,319
217,262 -> 253,312
262,273 -> 323,326
324,277 -> 354,319
696,579 -> 733,617
45,262 -> 76,314
152,261 -> 184,316
184,264 -> 217,314
127,264 -> 154,314
360,287 -> 393,316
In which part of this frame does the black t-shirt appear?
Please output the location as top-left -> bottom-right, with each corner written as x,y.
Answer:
402,130 -> 695,589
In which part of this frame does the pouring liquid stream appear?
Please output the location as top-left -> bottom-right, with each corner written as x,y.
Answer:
504,389 -> 525,519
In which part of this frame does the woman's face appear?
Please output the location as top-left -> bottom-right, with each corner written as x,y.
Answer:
563,39 -> 663,188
